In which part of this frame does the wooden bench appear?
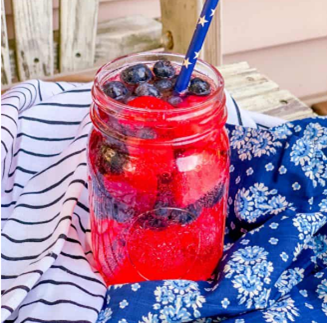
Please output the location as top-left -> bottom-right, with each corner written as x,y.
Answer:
219,62 -> 316,121
1,0 -> 317,121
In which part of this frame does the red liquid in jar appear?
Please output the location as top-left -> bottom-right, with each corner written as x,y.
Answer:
88,60 -> 229,285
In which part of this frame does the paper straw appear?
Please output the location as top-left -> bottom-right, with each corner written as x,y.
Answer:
174,0 -> 220,94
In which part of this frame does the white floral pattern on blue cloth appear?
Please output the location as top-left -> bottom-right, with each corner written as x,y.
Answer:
97,118 -> 327,323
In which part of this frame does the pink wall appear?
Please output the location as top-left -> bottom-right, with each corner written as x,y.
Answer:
223,0 -> 327,54
4,0 -> 327,102
224,37 -> 327,103
222,0 -> 327,102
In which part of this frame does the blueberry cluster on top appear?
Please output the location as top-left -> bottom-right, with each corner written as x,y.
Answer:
101,60 -> 211,105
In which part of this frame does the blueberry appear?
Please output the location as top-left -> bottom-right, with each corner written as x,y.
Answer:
153,60 -> 176,79
135,83 -> 161,97
153,188 -> 175,215
92,179 -> 134,222
136,127 -> 158,139
138,172 -> 201,229
107,120 -> 127,140
139,213 -> 169,230
147,173 -> 203,227
120,124 -> 157,139
110,133 -> 129,153
102,81 -> 128,101
110,198 -> 135,222
188,77 -> 211,96
154,79 -> 173,92
92,180 -> 108,220
171,204 -> 202,225
167,96 -> 183,107
200,183 -> 225,208
149,202 -> 202,227
167,201 -> 202,225
186,202 -> 203,221
152,174 -> 175,217
97,144 -> 128,175
121,64 -> 152,84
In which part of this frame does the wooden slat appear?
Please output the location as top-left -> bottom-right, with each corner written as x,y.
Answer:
59,0 -> 99,73
264,104 -> 315,121
227,79 -> 280,101
1,0 -> 11,85
224,72 -> 268,89
202,1 -> 222,66
220,62 -> 313,120
160,0 -> 198,54
236,90 -> 314,120
6,16 -> 163,84
237,90 -> 304,112
160,0 -> 222,66
11,0 -> 53,80
218,62 -> 256,77
95,15 -> 162,63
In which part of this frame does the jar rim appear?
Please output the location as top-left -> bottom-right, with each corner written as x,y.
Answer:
91,51 -> 225,114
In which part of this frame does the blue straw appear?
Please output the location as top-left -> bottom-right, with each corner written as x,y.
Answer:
174,0 -> 220,94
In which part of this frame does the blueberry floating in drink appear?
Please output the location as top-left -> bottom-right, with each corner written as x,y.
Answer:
135,83 -> 161,97
102,81 -> 129,101
120,63 -> 153,84
154,79 -> 174,92
153,60 -> 176,79
189,77 -> 211,96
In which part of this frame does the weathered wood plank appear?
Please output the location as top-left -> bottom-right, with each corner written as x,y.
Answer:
221,62 -> 314,120
265,104 -> 315,121
11,0 -> 53,80
227,79 -> 280,101
7,16 -> 163,82
224,72 -> 268,89
237,90 -> 303,112
1,0 -> 11,85
202,1 -> 222,66
59,0 -> 99,73
95,15 -> 162,63
160,0 -> 222,66
160,0 -> 198,54
218,62 -> 256,78
237,90 -> 314,120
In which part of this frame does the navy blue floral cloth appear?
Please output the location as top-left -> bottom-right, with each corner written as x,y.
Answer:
97,117 -> 327,323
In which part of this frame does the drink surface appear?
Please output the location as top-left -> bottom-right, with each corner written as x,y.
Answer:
88,58 -> 229,285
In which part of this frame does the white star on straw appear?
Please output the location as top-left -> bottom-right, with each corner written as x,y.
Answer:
182,58 -> 192,68
210,9 -> 216,17
198,15 -> 208,27
194,52 -> 200,59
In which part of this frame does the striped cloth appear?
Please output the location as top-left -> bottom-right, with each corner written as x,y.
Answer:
1,80 -> 283,323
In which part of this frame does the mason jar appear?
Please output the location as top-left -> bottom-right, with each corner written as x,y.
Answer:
88,52 -> 230,285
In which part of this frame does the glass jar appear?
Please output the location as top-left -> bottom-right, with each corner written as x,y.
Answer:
88,52 -> 230,285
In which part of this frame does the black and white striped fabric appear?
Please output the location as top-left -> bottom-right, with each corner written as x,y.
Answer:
1,80 -> 284,323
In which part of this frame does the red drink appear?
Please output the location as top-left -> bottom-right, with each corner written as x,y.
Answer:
88,52 -> 229,285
